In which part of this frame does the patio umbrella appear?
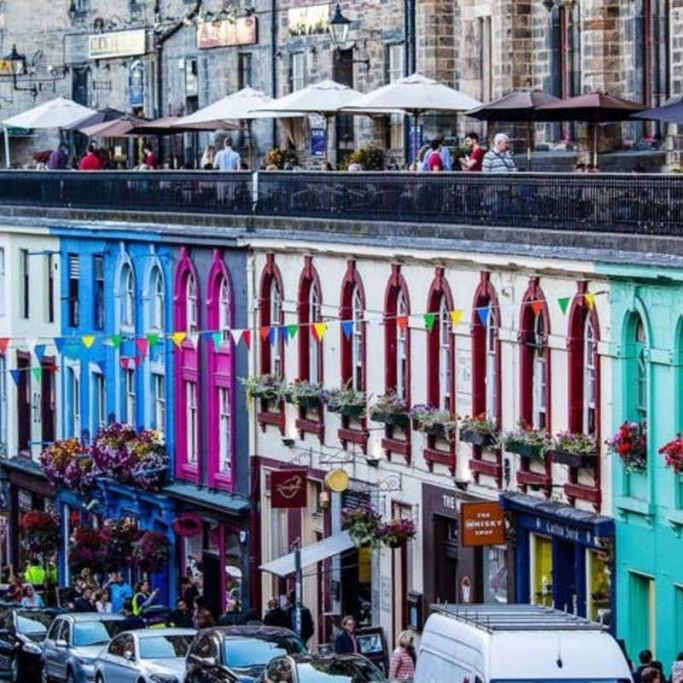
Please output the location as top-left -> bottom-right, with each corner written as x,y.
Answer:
174,87 -> 275,124
631,97 -> 683,124
62,106 -> 128,132
249,80 -> 364,164
535,92 -> 645,167
130,116 -> 237,135
80,114 -> 148,138
465,90 -> 560,166
341,73 -> 481,164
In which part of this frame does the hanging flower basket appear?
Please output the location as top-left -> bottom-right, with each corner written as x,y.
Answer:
21,510 -> 60,556
69,526 -> 103,573
100,518 -> 140,571
659,434 -> 683,474
40,438 -> 97,495
342,506 -> 383,548
378,518 -> 416,548
173,514 -> 203,538
132,531 -> 169,573
607,421 -> 647,471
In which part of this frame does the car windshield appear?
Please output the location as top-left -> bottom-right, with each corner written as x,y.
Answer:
16,611 -> 53,636
139,635 -> 194,659
224,638 -> 302,668
297,660 -> 385,683
73,620 -> 120,646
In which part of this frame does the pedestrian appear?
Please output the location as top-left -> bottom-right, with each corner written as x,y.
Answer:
334,615 -> 358,654
48,143 -> 69,170
459,132 -> 485,172
94,589 -> 112,613
193,596 -> 216,629
105,572 -> 133,614
79,143 -> 104,171
23,560 -> 45,589
634,651 -> 664,683
73,587 -> 95,612
167,598 -> 194,628
389,630 -> 416,681
642,669 -> 662,683
482,133 -> 517,173
263,597 -> 290,628
132,580 -> 158,616
671,653 -> 683,683
6,575 -> 23,602
286,590 -> 314,644
321,161 -> 334,171
214,137 -> 240,171
422,136 -> 452,171
80,568 -> 99,591
20,584 -> 44,608
119,598 -> 146,630
179,576 -> 199,606
424,139 -> 444,172
143,143 -> 157,169
201,145 -> 216,169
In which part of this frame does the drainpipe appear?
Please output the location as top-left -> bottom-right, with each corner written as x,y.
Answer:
154,0 -> 203,118
405,0 -> 416,74
271,0 -> 278,149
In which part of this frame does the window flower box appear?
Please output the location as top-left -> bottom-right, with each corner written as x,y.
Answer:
369,392 -> 410,428
606,421 -> 647,471
550,431 -> 597,469
549,449 -> 596,469
503,425 -> 551,460
410,405 -> 458,441
322,384 -> 366,419
458,414 -> 499,447
659,434 -> 683,474
284,380 -> 324,408
240,374 -> 284,402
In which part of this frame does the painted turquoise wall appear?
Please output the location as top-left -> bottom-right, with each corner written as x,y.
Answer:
598,262 -> 683,673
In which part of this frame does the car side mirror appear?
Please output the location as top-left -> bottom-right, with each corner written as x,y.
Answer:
56,639 -> 68,648
123,650 -> 135,662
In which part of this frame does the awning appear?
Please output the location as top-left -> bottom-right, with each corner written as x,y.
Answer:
259,530 -> 355,577
163,481 -> 250,516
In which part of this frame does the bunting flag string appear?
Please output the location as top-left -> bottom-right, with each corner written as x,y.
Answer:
558,297 -> 570,315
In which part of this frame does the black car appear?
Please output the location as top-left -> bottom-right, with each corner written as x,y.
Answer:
259,653 -> 386,683
0,605 -> 63,682
185,626 -> 306,683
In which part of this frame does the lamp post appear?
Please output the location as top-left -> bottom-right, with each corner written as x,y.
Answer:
328,3 -> 351,48
3,45 -> 37,97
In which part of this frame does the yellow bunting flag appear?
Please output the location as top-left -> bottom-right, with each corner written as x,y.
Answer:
313,322 -> 328,341
171,331 -> 187,348
584,293 -> 596,311
82,335 -> 96,349
450,310 -> 464,326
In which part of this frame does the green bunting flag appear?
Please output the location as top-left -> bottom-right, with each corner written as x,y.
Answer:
212,332 -> 222,349
31,367 -> 42,382
424,313 -> 437,332
287,324 -> 299,339
146,333 -> 160,348
558,297 -> 570,315
109,335 -> 123,349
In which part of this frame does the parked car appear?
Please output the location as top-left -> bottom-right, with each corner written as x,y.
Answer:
0,606 -> 63,682
184,626 -> 306,683
41,612 -> 124,683
258,654 -> 386,683
94,627 -> 196,683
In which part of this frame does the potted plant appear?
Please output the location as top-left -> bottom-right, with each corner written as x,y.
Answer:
369,392 -> 410,428
410,405 -> 458,440
659,434 -> 683,474
459,414 -> 499,447
240,374 -> 284,402
378,517 -> 416,548
285,380 -> 324,408
342,506 -> 382,548
606,421 -> 647,471
322,384 -> 366,418
503,424 -> 552,459
549,431 -> 598,469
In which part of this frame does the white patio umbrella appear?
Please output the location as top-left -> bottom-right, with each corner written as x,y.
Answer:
2,96 -> 96,167
340,73 -> 482,163
173,87 -> 276,126
249,80 -> 363,164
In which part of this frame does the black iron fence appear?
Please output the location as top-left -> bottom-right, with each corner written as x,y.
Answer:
0,170 -> 682,236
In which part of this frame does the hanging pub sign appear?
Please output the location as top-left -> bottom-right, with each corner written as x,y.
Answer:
461,501 -> 505,547
197,16 -> 258,49
129,60 -> 144,109
271,470 -> 307,509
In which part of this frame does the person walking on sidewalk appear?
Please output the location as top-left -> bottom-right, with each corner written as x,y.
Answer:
389,630 -> 416,681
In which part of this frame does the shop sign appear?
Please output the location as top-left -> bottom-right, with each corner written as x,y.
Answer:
271,470 -> 307,508
17,489 -> 32,512
461,502 -> 505,546
88,29 -> 146,60
197,17 -> 258,49
533,516 -> 598,547
288,4 -> 329,36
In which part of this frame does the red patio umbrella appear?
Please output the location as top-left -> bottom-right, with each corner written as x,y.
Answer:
535,92 -> 645,167
79,114 -> 148,137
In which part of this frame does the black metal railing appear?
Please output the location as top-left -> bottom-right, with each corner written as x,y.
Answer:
0,170 -> 682,236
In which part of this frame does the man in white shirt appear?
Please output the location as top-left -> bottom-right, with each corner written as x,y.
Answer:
214,137 -> 241,171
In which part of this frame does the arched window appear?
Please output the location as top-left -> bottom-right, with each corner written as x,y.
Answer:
186,274 -> 198,335
426,268 -> 454,412
151,267 -> 164,331
259,254 -> 285,380
438,296 -> 452,409
533,313 -> 548,430
340,261 -> 366,392
219,278 -> 231,342
297,257 -> 323,385
271,279 -> 283,377
472,274 -> 500,423
583,316 -> 598,434
352,287 -> 364,391
309,284 -> 322,383
121,264 -> 135,328
396,290 -> 409,400
485,305 -> 499,420
384,265 -> 411,403
635,317 -> 647,423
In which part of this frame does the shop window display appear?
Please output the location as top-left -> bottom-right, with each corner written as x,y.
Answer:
586,549 -> 611,624
483,546 -> 507,604
532,534 -> 553,607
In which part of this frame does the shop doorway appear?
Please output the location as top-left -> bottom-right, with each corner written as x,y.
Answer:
341,546 -> 372,625
553,540 -> 578,613
628,572 -> 655,658
433,515 -> 458,603
202,550 -> 221,617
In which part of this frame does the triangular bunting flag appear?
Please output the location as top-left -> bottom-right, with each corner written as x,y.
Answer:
531,301 -> 544,316
476,307 -> 490,326
424,313 -> 437,332
0,338 -> 9,355
268,327 -> 278,346
396,316 -> 409,330
212,332 -> 223,349
54,338 -> 67,355
287,324 -> 299,340
135,338 -> 149,358
96,361 -> 107,374
341,321 -> 354,340
119,357 -> 130,370
146,333 -> 159,348
279,326 -> 289,343
82,335 -> 96,349
134,355 -> 143,368
241,330 -> 251,349
9,370 -> 20,385
34,344 -> 47,364
31,367 -> 42,383
558,297 -> 570,315
230,329 -> 242,345
313,322 -> 328,341
584,293 -> 596,311
109,334 -> 123,349
450,310 -> 464,326
260,326 -> 270,341
170,332 -> 187,348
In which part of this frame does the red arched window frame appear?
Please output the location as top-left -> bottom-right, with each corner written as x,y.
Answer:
257,254 -> 285,433
382,264 -> 412,463
206,250 -> 235,490
517,277 -> 552,494
470,272 -> 502,486
173,247 -> 200,482
565,282 -> 602,508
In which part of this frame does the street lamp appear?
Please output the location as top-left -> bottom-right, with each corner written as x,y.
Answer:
328,3 -> 351,48
2,44 -> 38,97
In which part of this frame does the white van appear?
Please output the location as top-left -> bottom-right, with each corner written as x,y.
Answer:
415,604 -> 632,683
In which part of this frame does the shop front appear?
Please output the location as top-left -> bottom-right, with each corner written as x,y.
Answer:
421,483 -> 509,608
501,492 -> 614,627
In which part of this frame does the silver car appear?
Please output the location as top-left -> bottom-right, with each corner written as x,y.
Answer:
41,613 -> 124,683
93,628 -> 195,683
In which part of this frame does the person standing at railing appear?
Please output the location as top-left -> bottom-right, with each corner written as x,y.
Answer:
482,133 -> 517,173
143,143 -> 158,169
214,137 -> 241,171
78,143 -> 103,171
422,135 -> 452,171
459,132 -> 485,172
48,143 -> 69,170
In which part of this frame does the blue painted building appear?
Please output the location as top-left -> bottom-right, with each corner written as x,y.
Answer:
54,227 -> 178,605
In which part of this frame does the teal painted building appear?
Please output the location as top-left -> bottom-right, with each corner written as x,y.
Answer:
601,262 -> 683,672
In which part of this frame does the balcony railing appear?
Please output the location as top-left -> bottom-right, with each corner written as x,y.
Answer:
0,170 -> 682,236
